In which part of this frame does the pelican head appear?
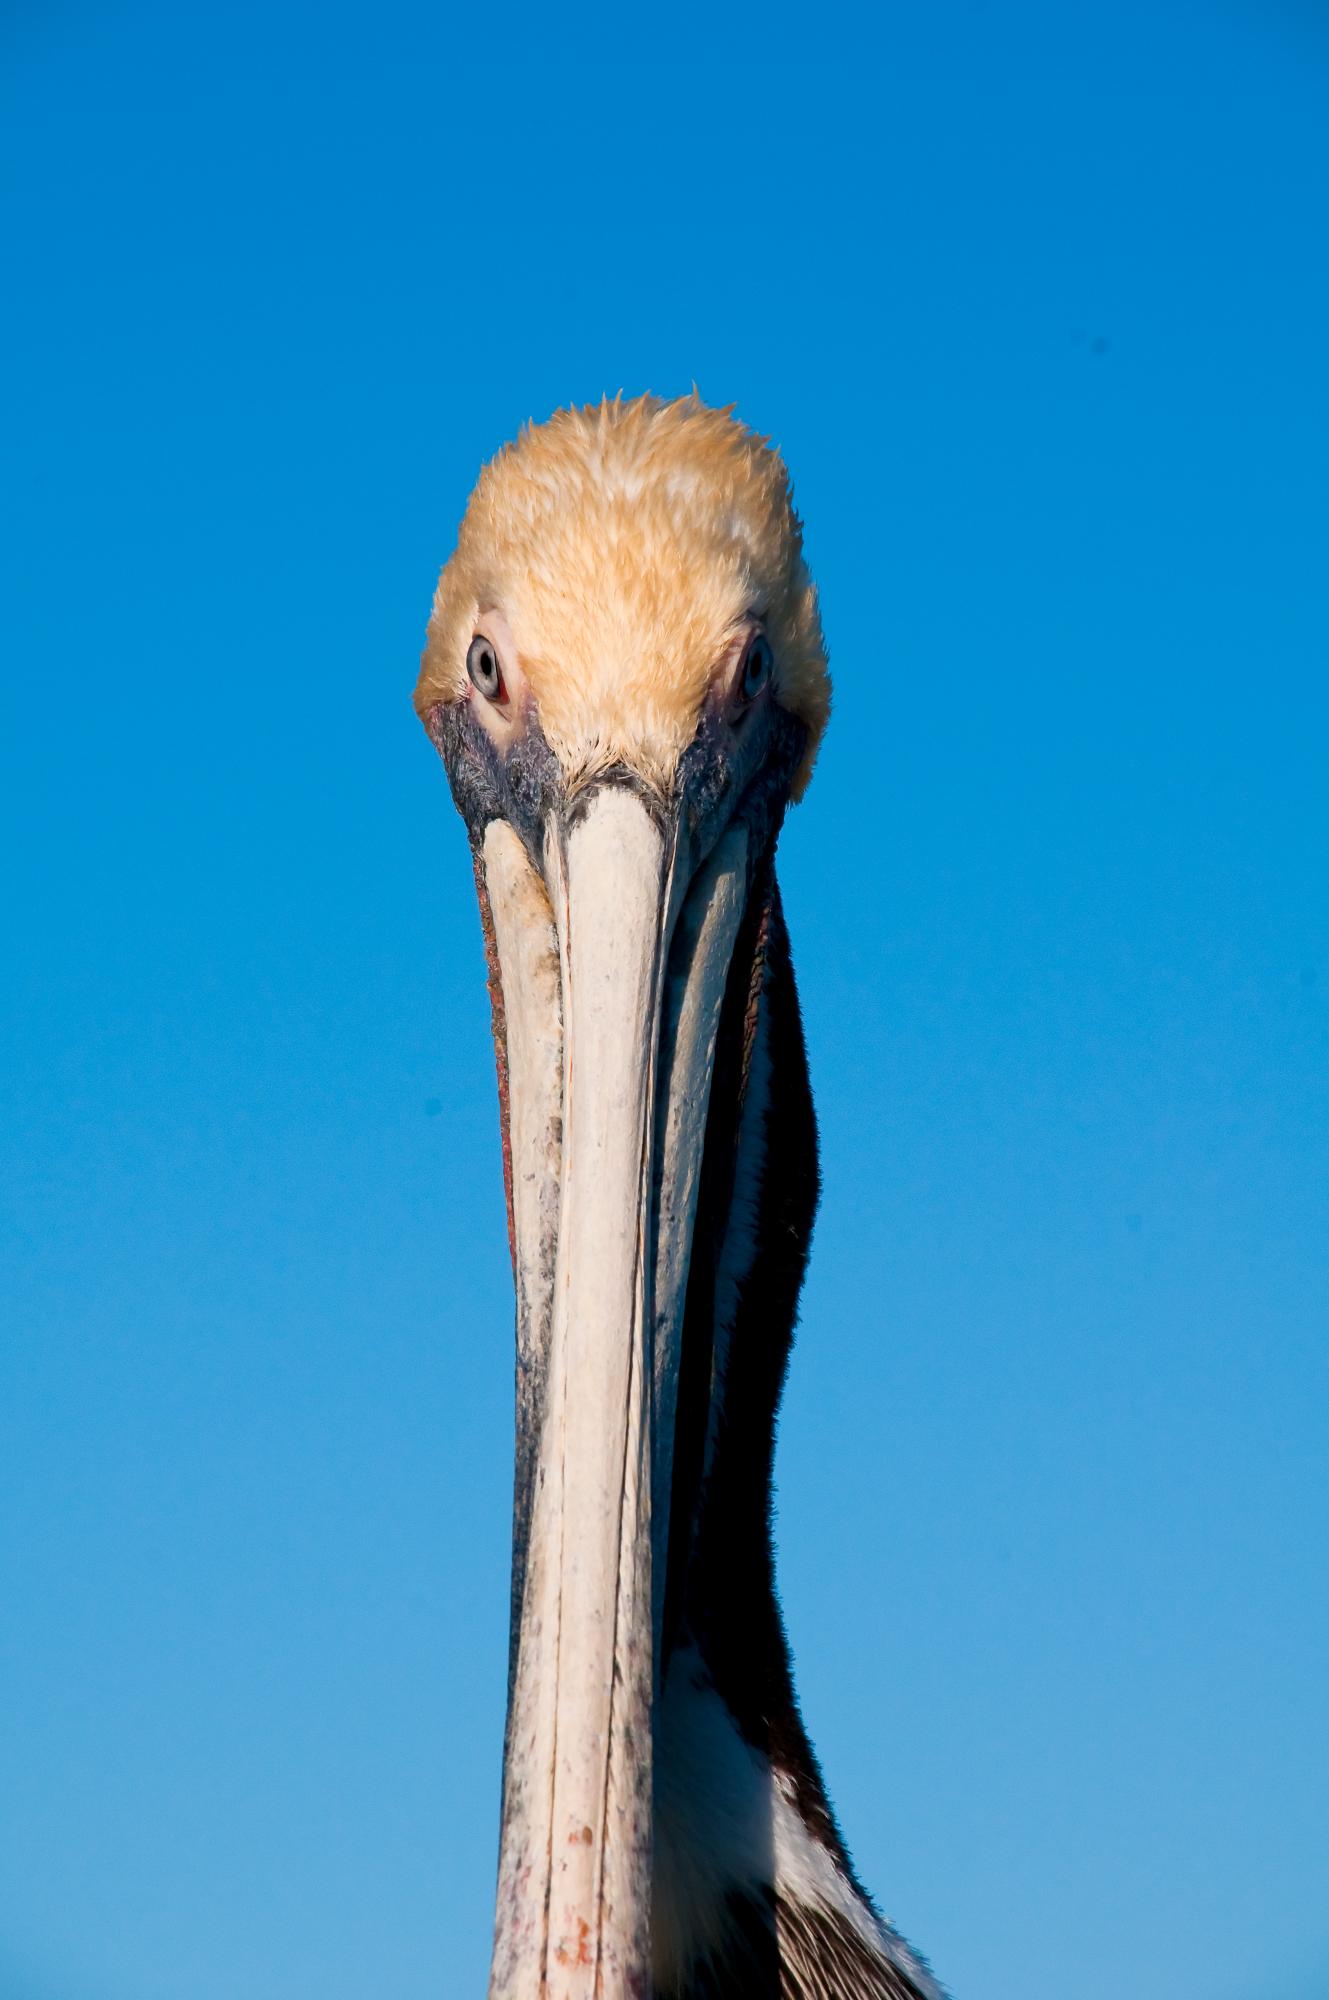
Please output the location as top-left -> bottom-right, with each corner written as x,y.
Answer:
417,396 -> 941,2000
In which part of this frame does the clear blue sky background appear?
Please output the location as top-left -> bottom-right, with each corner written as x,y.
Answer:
3,3 -> 1326,1996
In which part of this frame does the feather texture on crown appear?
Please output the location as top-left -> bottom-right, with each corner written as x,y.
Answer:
416,393 -> 830,800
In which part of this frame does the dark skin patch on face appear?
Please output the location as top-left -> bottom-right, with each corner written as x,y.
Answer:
427,691 -> 807,879
426,698 -> 563,869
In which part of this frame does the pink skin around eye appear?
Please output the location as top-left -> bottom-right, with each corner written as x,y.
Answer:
467,609 -> 526,747
724,624 -> 772,719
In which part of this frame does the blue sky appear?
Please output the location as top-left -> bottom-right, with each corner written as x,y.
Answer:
3,2 -> 1326,1995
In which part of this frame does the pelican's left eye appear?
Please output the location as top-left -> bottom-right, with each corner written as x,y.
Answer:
737,631 -> 773,704
467,633 -> 507,705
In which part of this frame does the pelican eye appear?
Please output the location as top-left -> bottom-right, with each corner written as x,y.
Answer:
737,631 -> 773,703
467,633 -> 507,705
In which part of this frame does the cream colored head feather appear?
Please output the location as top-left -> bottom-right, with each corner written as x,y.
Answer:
415,393 -> 830,799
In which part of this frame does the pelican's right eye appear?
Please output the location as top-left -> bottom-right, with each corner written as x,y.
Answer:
467,633 -> 507,705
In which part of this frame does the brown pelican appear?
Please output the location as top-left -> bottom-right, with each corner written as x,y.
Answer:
416,393 -> 946,2000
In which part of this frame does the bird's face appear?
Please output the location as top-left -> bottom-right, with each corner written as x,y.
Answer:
417,397 -> 829,1998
